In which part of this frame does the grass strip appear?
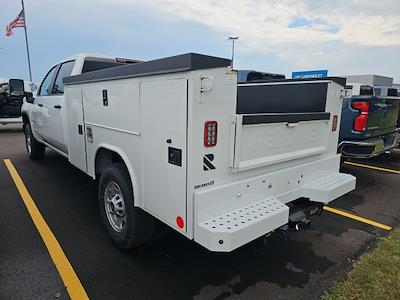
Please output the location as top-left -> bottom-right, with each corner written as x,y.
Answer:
323,228 -> 400,300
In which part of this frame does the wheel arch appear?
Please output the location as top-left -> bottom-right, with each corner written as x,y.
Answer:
22,112 -> 43,144
22,113 -> 29,130
22,113 -> 29,124
93,145 -> 141,207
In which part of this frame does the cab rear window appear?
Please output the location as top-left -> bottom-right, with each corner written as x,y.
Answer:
247,71 -> 285,81
0,83 -> 9,94
388,88 -> 398,96
82,60 -> 126,73
360,85 -> 373,96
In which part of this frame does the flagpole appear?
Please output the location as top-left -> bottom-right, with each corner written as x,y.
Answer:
21,0 -> 32,82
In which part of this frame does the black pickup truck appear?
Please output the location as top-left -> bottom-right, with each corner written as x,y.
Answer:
0,79 -> 36,125
338,85 -> 400,158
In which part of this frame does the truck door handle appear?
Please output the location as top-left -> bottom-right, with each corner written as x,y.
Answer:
37,103 -> 43,107
54,105 -> 62,109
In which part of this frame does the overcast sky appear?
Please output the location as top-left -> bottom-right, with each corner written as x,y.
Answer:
1,0 -> 399,83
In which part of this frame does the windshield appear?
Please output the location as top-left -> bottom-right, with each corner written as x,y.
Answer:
0,83 -> 9,94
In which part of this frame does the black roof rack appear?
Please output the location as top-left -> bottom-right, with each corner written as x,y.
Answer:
64,53 -> 231,85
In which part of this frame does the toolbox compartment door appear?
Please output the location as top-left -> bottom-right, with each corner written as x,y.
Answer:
66,87 -> 87,172
140,79 -> 188,231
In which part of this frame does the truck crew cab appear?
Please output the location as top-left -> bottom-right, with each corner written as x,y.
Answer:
19,53 -> 356,252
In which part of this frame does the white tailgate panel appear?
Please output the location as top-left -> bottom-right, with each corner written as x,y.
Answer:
234,118 -> 330,171
140,79 -> 188,231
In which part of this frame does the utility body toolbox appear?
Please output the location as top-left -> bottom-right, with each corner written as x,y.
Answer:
62,53 -> 355,252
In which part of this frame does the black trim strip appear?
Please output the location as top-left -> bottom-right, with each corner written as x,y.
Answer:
237,82 -> 328,114
238,76 -> 346,87
242,112 -> 331,125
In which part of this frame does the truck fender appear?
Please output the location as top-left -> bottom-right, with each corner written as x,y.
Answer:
22,113 -> 41,142
93,145 -> 141,208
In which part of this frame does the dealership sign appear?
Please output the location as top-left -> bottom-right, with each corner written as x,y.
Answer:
292,70 -> 328,79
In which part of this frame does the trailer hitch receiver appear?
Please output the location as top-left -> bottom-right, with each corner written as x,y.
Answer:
287,199 -> 323,231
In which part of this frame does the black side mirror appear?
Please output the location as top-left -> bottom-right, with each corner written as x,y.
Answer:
25,91 -> 34,103
9,79 -> 25,97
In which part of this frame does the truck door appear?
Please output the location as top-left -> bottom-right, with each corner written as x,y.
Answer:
35,61 -> 74,154
33,65 -> 59,140
140,79 -> 188,231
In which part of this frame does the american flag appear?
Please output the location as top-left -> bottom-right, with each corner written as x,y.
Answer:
5,9 -> 25,37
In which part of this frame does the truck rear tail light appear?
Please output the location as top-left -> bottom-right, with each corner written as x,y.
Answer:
352,101 -> 369,132
204,121 -> 218,147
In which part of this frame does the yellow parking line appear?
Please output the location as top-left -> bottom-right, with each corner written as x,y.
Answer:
344,161 -> 400,175
3,159 -> 89,300
323,206 -> 392,231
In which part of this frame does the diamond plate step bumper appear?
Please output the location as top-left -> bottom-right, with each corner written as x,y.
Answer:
302,173 -> 356,204
195,197 -> 289,252
193,156 -> 355,252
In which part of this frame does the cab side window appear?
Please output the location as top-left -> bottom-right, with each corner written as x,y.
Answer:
53,61 -> 75,94
38,66 -> 58,96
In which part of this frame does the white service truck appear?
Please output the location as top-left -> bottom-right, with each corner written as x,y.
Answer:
18,53 -> 356,252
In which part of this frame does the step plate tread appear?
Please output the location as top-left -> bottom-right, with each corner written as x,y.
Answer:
199,197 -> 287,233
304,173 -> 354,191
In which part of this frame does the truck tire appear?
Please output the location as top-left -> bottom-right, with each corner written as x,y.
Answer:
98,162 -> 155,249
24,122 -> 45,161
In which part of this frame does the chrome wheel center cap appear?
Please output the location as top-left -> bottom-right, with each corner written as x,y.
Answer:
104,181 -> 126,232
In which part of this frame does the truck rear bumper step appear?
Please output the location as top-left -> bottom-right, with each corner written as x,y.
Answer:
194,157 -> 356,251
196,197 -> 289,252
339,132 -> 400,158
302,173 -> 356,203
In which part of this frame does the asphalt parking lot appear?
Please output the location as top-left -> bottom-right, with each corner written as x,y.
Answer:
1,124 -> 399,300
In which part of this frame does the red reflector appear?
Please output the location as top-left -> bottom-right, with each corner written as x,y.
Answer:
204,121 -> 218,147
352,101 -> 369,132
176,216 -> 184,229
